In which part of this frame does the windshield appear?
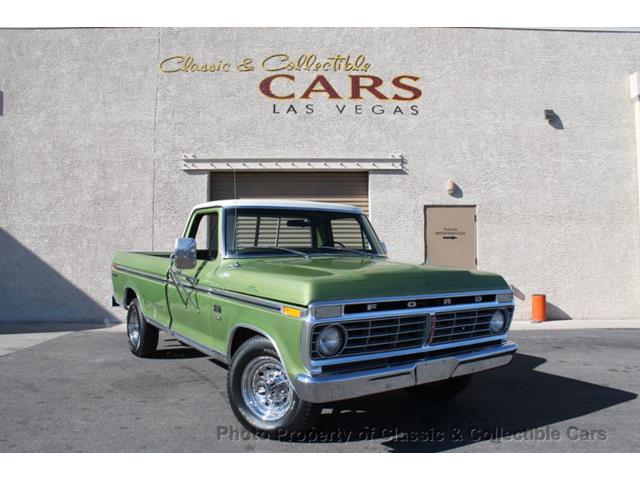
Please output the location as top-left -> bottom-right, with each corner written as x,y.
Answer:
224,208 -> 384,258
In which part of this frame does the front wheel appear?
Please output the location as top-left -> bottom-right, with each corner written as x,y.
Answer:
404,375 -> 472,400
227,336 -> 319,437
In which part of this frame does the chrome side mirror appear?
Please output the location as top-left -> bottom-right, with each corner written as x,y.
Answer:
380,241 -> 388,255
174,237 -> 197,270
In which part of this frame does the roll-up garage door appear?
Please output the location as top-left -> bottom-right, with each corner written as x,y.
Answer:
210,172 -> 369,214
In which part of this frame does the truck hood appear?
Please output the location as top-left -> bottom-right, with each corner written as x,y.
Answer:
217,256 -> 509,306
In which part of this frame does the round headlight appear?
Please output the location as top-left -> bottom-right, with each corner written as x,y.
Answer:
489,310 -> 506,334
317,325 -> 345,357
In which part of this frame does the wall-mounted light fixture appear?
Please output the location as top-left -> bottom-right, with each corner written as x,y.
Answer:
447,179 -> 456,195
447,179 -> 463,198
544,109 -> 564,129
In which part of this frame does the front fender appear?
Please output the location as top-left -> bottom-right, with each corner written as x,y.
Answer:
222,303 -> 307,381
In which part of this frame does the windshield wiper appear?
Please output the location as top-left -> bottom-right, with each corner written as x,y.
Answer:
319,246 -> 373,258
238,245 -> 309,259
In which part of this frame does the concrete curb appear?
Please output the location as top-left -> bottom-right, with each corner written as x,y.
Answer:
0,331 -> 70,357
510,319 -> 640,330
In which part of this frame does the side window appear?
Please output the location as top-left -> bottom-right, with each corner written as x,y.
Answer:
187,211 -> 219,260
331,217 -> 371,250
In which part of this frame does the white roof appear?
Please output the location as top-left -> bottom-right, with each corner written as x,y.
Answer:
191,199 -> 364,214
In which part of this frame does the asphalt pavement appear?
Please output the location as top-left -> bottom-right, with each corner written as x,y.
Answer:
1,326 -> 639,452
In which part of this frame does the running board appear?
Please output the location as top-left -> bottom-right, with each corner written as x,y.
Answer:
143,314 -> 229,365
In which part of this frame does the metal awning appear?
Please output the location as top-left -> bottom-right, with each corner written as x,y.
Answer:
181,154 -> 404,172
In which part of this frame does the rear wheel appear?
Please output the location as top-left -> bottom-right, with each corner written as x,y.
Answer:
126,298 -> 158,357
227,336 -> 319,437
404,375 -> 472,400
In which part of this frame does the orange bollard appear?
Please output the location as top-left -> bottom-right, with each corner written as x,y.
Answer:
531,294 -> 547,323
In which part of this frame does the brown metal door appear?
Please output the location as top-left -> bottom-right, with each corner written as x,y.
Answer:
210,172 -> 369,213
425,206 -> 477,270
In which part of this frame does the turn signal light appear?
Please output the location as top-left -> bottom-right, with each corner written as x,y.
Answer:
282,306 -> 305,318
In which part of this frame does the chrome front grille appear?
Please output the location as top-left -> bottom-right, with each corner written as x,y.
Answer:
311,315 -> 429,359
430,308 -> 501,344
310,305 -> 512,361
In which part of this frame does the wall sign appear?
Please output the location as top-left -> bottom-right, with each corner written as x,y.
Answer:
159,53 -> 421,116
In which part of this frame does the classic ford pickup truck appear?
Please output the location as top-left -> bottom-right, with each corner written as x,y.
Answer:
111,199 -> 517,435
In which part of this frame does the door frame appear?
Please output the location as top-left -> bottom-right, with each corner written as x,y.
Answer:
423,204 -> 478,268
166,207 -> 222,345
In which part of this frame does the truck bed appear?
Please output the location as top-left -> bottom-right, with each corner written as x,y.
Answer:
113,251 -> 172,277
111,251 -> 174,308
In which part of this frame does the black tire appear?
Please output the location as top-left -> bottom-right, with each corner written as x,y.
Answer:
405,375 -> 472,401
126,298 -> 159,357
227,336 -> 319,437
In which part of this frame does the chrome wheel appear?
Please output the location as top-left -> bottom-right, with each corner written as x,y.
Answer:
240,356 -> 294,422
127,308 -> 141,349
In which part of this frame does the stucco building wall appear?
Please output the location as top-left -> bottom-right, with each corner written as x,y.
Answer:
0,29 -> 158,321
1,28 -> 640,322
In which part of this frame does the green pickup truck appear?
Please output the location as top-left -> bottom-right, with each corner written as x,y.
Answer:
111,199 -> 517,435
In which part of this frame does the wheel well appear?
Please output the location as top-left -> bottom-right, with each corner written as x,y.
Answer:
124,288 -> 137,308
229,327 -> 265,358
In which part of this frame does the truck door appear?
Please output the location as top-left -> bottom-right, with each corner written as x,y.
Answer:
166,208 -> 221,349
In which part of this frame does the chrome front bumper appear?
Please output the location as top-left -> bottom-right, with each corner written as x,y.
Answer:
292,341 -> 518,403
